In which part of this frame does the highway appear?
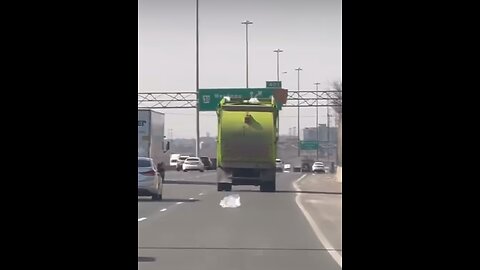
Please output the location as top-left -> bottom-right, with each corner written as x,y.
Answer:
138,170 -> 342,270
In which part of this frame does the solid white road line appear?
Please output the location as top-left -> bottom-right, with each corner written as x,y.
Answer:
293,174 -> 342,268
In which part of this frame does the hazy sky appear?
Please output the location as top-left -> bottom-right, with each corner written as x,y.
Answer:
138,0 -> 342,139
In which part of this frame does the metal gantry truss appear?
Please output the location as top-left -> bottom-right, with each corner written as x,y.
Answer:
138,92 -> 197,109
138,90 -> 342,109
284,90 -> 341,108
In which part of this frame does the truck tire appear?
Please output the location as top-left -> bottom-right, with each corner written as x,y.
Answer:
217,167 -> 232,191
260,181 -> 276,192
260,169 -> 276,192
217,183 -> 232,191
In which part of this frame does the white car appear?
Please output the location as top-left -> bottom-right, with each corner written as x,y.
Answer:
138,157 -> 163,200
312,162 -> 326,173
182,157 -> 205,172
170,154 -> 180,167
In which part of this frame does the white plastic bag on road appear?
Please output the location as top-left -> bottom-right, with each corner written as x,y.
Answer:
219,194 -> 241,208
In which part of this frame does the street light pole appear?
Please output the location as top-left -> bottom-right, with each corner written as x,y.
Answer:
281,71 -> 287,83
241,20 -> 253,88
314,82 -> 321,160
327,105 -> 330,162
195,0 -> 200,157
295,67 -> 302,157
273,49 -> 283,81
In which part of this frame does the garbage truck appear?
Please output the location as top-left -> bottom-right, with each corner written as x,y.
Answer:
216,96 -> 279,192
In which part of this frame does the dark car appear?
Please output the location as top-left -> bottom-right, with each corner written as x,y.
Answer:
210,158 -> 217,170
301,162 -> 312,172
200,156 -> 212,170
176,155 -> 189,171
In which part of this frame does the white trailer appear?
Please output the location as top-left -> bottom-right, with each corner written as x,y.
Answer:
138,109 -> 170,166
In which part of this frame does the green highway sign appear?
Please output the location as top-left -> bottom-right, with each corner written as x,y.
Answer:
198,88 -> 285,111
266,81 -> 282,88
299,140 -> 319,150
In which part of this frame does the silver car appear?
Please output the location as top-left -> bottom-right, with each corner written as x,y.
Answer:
138,157 -> 163,200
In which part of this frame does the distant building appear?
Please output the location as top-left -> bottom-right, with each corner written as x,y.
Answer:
303,124 -> 337,143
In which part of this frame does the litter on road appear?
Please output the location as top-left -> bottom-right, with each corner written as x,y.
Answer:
219,194 -> 241,208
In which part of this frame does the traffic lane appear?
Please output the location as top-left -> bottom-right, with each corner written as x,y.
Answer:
166,170 -> 301,190
139,171 -> 301,220
139,180 -> 316,248
138,171 -> 320,220
138,172 -> 216,219
163,170 -> 217,185
299,194 -> 342,255
139,171 -> 313,220
166,170 -> 300,189
139,248 -> 338,270
231,172 -> 342,257
298,172 -> 342,193
295,173 -> 342,256
229,171 -> 308,193
138,172 -> 341,270
138,185 -> 208,219
165,170 -> 217,181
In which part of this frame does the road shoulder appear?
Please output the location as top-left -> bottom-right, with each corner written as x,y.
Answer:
293,173 -> 342,266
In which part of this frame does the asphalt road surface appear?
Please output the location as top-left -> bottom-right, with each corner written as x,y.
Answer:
138,170 -> 342,270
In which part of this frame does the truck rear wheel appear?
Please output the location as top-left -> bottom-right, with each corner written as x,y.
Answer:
217,183 -> 232,191
260,169 -> 276,192
260,181 -> 276,192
